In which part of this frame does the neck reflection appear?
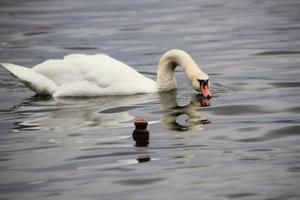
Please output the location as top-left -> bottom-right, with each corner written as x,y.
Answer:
159,91 -> 211,131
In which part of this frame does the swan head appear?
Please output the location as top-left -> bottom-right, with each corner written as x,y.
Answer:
192,72 -> 212,98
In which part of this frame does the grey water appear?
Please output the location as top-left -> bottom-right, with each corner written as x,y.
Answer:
0,0 -> 300,199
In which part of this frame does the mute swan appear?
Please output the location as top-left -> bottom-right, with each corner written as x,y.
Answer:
1,49 -> 211,98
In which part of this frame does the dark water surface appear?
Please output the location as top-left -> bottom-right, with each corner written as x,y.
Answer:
0,0 -> 300,199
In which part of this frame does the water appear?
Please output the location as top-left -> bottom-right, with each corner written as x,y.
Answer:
0,0 -> 300,199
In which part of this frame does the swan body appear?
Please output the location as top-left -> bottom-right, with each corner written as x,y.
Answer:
1,49 -> 211,98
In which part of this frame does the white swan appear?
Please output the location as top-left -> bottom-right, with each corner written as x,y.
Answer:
1,49 -> 211,98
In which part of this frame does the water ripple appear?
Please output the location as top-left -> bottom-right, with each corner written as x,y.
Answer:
254,51 -> 300,56
206,105 -> 272,116
114,177 -> 164,186
236,125 -> 300,143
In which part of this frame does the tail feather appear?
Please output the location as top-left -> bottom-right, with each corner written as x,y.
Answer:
1,63 -> 57,96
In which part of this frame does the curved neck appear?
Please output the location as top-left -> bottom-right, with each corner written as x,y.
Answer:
156,49 -> 202,91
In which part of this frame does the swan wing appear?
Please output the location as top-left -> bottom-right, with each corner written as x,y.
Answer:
32,54 -> 156,97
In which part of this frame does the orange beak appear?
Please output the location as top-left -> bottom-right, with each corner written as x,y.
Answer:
200,83 -> 212,98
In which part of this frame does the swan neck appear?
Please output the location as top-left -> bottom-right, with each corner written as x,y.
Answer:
156,49 -> 201,91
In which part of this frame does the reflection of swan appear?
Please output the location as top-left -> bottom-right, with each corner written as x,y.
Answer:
13,94 -> 154,131
159,91 -> 211,131
1,49 -> 211,97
